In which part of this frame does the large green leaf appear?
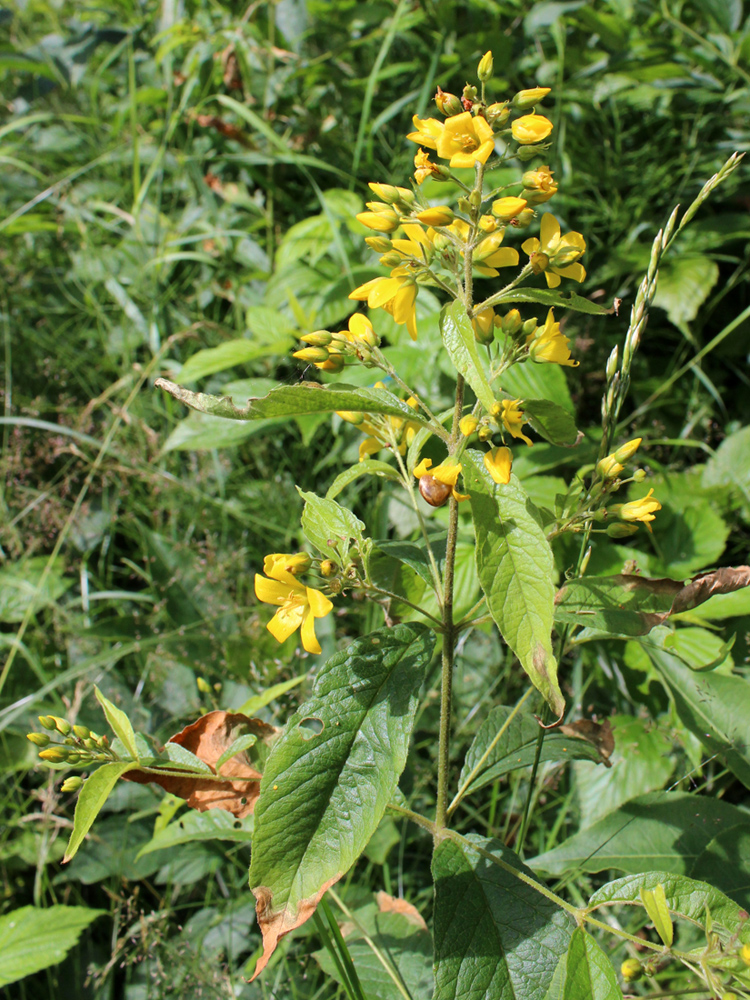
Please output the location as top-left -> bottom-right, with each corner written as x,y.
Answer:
432,833 -> 572,1000
529,791 -> 747,877
463,452 -> 564,718
94,686 -> 139,761
0,905 -> 105,987
494,288 -> 610,315
248,623 -> 434,978
156,378 -> 431,424
459,705 -> 603,797
440,300 -> 495,411
562,927 -> 623,1000
137,809 -> 254,858
648,644 -> 750,789
690,825 -> 750,910
588,871 -> 750,945
299,490 -> 366,561
501,359 -> 574,415
64,762 -> 137,862
652,255 -> 719,330
522,398 -> 580,446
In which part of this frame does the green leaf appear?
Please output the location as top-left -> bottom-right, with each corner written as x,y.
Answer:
522,398 -> 580,447
647,644 -> 750,789
653,256 -> 719,330
234,674 -> 307,715
94,686 -> 139,761
0,905 -> 105,988
459,705 -> 603,797
248,623 -> 434,977
299,490 -> 366,560
501,357 -> 574,415
703,425 -> 750,509
178,338 -> 293,383
690,825 -> 750,910
63,762 -> 137,862
463,452 -> 564,718
562,927 -> 623,1000
155,378 -> 431,425
137,809 -> 254,858
0,556 -> 72,623
639,883 -> 673,946
494,288 -> 610,315
161,741 -> 214,774
373,538 -> 445,586
216,734 -> 258,773
555,575 -> 681,636
529,791 -> 747,877
432,833 -> 572,1000
325,460 -> 402,499
440,301 -> 495,411
588,871 -> 750,944
160,378 -> 280,452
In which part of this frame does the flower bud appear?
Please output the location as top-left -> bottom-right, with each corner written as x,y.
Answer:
379,250 -> 405,267
477,51 -> 494,82
27,732 -> 50,747
73,725 -> 90,740
432,232 -> 451,252
395,187 -> 416,208
365,236 -> 392,253
512,87 -> 551,110
457,197 -> 472,215
501,309 -> 523,336
529,250 -> 550,274
473,308 -> 496,345
38,747 -> 67,763
416,206 -> 454,226
739,943 -> 750,966
300,330 -> 333,347
38,716 -> 57,730
356,210 -> 399,233
478,215 -> 497,233
516,144 -> 546,162
459,415 -> 479,437
462,84 -> 478,103
196,676 -> 212,693
553,245 -> 585,266
469,189 -> 482,210
492,196 -> 527,222
477,425 -> 493,442
512,114 -> 553,145
632,468 -> 646,483
606,346 -> 619,380
614,438 -> 642,463
50,716 -> 71,736
65,752 -> 81,765
522,317 -> 538,336
512,208 -> 535,227
320,559 -> 337,577
620,959 -> 643,982
61,776 -> 83,793
435,87 -> 462,117
597,455 -> 624,480
337,409 -> 365,425
293,346 -> 330,363
368,182 -> 400,204
319,354 -> 345,374
485,102 -> 510,126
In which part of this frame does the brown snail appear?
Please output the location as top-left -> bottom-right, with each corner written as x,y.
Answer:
419,474 -> 452,507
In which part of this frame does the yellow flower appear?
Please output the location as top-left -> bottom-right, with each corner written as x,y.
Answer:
341,312 -> 378,348
521,164 -> 557,205
407,114 -> 444,150
416,206 -> 454,226
413,149 -> 436,185
521,214 -> 586,288
255,559 -> 333,654
527,309 -> 578,367
390,223 -> 435,263
263,552 -> 311,577
436,111 -> 495,168
511,114 -> 553,144
492,399 -> 532,446
492,196 -> 527,222
452,221 -> 519,277
349,274 -> 419,340
414,457 -> 469,503
618,489 -> 661,532
459,415 -> 479,437
484,447 -> 512,484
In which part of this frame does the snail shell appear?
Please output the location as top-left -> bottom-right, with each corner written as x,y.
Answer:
419,474 -> 452,507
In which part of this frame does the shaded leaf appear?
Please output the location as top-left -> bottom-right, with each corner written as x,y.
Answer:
64,762 -> 138,863
522,398 -> 580,447
137,808 -> 254,858
501,359 -> 574,415
433,833 -> 572,1000
125,712 -> 280,818
653,256 -> 719,330
325,459 -> 401,499
558,718 -> 615,768
463,452 -> 563,718
299,490 -> 366,560
690,825 -> 750,910
440,300 -> 495,411
0,905 -> 105,988
495,288 -> 611,315
562,927 -> 623,1000
530,791 -> 747,877
234,674 -> 307,715
248,624 -> 434,979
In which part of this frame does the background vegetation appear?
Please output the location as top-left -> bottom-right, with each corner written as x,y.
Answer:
2,0 -> 750,996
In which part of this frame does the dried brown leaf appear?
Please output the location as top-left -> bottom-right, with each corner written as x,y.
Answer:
126,711 -> 279,818
376,891 -> 428,930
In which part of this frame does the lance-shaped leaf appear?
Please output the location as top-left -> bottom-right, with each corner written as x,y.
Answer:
155,377 -> 431,425
64,761 -> 138,862
248,623 -> 434,979
555,567 -> 750,637
440,301 -> 495,412
493,288 -> 611,315
521,399 -> 580,447
647,644 -> 750,789
459,705 -> 604,797
432,833 -> 572,1000
529,791 -> 747,877
588,871 -> 750,945
299,490 -> 365,559
561,927 -> 623,1000
463,451 -> 564,718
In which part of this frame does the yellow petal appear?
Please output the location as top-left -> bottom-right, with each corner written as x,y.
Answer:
452,489 -> 470,502
483,247 -> 520,268
349,277 -> 382,301
392,282 -> 417,325
368,277 -> 402,308
545,270 -> 561,288
401,223 -> 431,246
484,447 -> 512,485
348,312 -> 373,340
359,436 -> 382,461
521,237 -> 540,255
255,574 -> 294,605
307,586 -> 334,618
540,213 -> 560,246
267,602 -> 305,644
300,608 -> 322,655
413,457 -> 433,478
473,116 -> 494,143
554,262 -> 586,283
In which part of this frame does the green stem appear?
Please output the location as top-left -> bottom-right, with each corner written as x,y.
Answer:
471,263 -> 534,316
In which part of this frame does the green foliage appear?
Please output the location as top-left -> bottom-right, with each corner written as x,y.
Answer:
0,906 -> 104,988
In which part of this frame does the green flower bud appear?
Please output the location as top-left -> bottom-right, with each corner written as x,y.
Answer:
620,958 -> 643,982
607,522 -> 639,538
365,236 -> 392,253
379,251 -> 404,267
300,330 -> 333,347
73,725 -> 90,740
435,88 -> 463,117
501,310 -> 523,336
477,425 -> 493,443
38,715 -> 57,730
516,144 -> 546,162
462,84 -> 478,103
457,197 -> 472,215
512,87 -> 551,111
632,468 -> 646,483
61,776 -> 84,793
196,677 -> 212,693
477,51 -> 494,82
394,186 -> 416,207
522,317 -> 538,336
320,559 -> 337,578
27,732 -> 51,747
50,716 -> 71,736
485,102 -> 509,126
513,208 -> 535,227
368,182 -> 400,204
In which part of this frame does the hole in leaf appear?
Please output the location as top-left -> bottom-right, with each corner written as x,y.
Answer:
298,717 -> 324,740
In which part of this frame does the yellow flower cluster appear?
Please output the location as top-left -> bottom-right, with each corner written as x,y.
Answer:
254,553 -> 333,654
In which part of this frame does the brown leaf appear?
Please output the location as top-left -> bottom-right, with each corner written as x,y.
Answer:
125,711 -> 279,818
251,875 -> 342,980
556,718 -> 615,767
376,891 -> 427,930
671,565 -> 750,615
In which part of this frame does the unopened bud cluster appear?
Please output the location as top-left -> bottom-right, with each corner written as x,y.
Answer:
29,715 -> 115,767
293,316 -> 381,372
